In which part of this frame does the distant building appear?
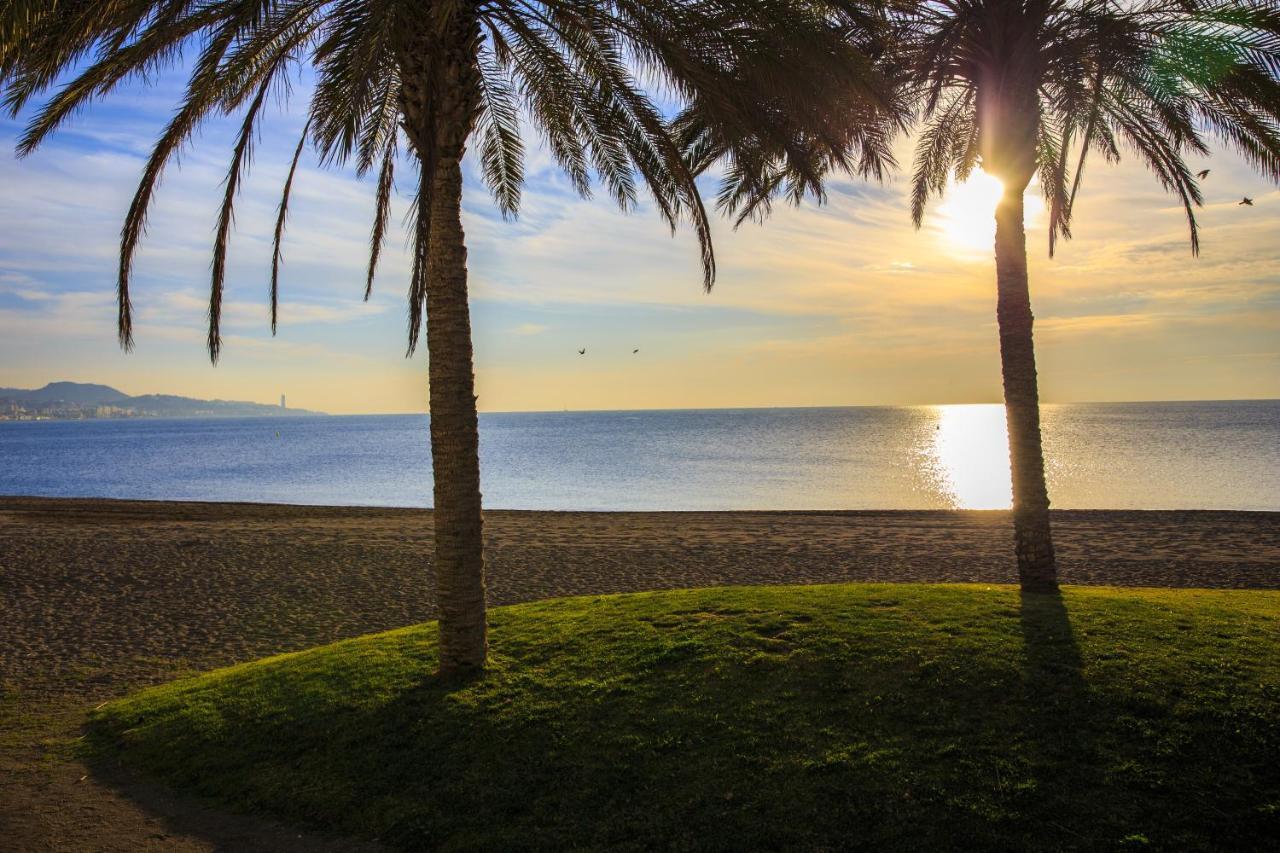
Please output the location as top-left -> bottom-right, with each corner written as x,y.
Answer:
280,394 -> 286,410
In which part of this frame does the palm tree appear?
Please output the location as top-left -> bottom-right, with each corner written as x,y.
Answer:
1,0 -> 890,671
698,0 -> 1280,590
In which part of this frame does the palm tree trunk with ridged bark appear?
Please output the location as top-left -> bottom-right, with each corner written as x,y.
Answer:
398,10 -> 488,673
993,187 -> 1057,590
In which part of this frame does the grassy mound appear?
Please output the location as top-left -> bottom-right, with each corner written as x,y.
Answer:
89,584 -> 1279,850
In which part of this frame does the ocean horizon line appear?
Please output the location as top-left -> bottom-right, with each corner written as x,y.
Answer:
6,395 -> 1278,421
310,396 -> 1280,418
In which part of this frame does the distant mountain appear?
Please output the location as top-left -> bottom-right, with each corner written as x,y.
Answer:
0,382 -> 322,419
1,381 -> 131,404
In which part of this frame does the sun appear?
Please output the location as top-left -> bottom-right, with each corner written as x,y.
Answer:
935,169 -> 1043,254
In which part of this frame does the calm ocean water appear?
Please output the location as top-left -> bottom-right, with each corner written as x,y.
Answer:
0,401 -> 1276,511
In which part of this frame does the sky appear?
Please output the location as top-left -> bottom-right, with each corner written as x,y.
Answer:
0,71 -> 1277,414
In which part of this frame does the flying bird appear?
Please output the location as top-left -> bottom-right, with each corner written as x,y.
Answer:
1240,197 -> 1254,206
632,348 -> 639,354
1196,169 -> 1210,180
578,348 -> 586,355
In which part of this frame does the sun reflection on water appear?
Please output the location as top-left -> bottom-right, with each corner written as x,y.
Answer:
929,404 -> 1012,509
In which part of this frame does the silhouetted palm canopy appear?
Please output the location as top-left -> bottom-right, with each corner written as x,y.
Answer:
0,0 -> 889,356
701,0 -> 1280,236
894,0 -> 1280,252
675,0 -> 904,223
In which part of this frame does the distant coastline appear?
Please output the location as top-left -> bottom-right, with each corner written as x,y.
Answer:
0,381 -> 322,421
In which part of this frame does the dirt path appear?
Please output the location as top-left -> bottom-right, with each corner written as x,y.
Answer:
2,498 -> 1277,849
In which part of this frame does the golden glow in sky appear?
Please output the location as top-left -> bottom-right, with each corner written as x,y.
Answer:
936,170 -> 1045,253
0,113 -> 1276,413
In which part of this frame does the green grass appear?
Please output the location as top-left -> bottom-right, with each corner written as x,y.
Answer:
88,584 -> 1280,851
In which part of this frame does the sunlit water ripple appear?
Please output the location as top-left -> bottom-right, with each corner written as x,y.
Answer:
1,401 -> 1276,511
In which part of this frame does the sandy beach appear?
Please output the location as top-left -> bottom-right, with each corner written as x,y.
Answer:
5,496 -> 1280,697
2,496 -> 1278,849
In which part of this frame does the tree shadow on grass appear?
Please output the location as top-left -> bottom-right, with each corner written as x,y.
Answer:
84,759 -> 386,852
1018,585 -> 1088,727
1015,586 -> 1106,849
83,588 -> 1279,851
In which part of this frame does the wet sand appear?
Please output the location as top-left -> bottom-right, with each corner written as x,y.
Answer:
1,497 -> 1278,850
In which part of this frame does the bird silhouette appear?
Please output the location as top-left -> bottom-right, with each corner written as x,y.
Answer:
1240,197 -> 1254,206
1196,169 -> 1210,180
578,348 -> 586,355
632,348 -> 639,354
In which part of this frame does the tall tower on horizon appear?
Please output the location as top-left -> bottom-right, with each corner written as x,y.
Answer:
280,394 -> 286,410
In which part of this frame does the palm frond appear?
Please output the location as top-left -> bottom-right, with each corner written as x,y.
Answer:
209,53 -> 287,363
366,132 -> 396,300
1102,90 -> 1204,254
910,90 -> 973,228
406,164 -> 432,358
115,20 -> 244,351
271,118 -> 311,336
475,48 -> 523,217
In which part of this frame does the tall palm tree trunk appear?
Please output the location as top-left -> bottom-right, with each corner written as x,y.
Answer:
426,149 -> 486,672
400,12 -> 488,673
993,187 -> 1057,590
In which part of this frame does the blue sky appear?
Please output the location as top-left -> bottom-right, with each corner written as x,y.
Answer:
1,66 -> 1277,413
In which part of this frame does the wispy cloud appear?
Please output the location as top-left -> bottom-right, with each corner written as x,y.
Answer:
2,84 -> 1278,412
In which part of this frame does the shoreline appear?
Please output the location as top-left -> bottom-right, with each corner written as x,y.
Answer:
4,494 -> 1280,516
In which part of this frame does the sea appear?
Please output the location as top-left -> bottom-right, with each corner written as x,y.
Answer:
0,401 -> 1276,512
